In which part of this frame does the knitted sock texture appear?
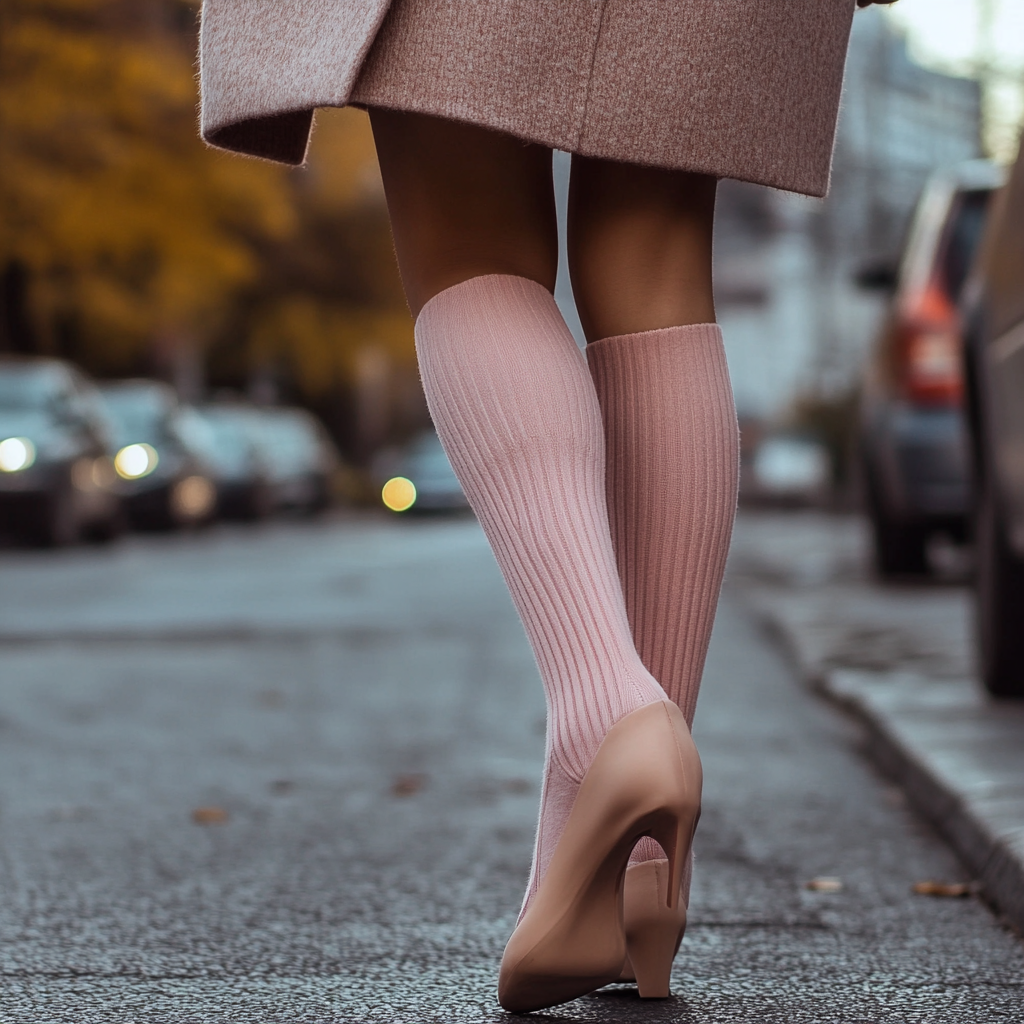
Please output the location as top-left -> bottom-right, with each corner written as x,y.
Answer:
587,324 -> 739,866
414,274 -> 666,906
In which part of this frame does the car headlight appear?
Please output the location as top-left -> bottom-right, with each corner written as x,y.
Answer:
114,443 -> 159,480
0,437 -> 36,472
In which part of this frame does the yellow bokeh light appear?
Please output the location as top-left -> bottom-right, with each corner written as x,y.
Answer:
382,476 -> 416,512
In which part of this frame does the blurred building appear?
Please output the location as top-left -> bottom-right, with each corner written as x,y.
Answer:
715,7 -> 982,423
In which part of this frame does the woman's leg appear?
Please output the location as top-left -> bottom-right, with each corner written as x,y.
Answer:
368,109 -> 558,315
569,156 -> 739,789
369,110 -> 666,907
568,160 -> 717,342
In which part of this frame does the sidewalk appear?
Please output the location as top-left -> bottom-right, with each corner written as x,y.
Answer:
731,511 -> 1024,935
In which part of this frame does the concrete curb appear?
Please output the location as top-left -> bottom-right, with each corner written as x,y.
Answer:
752,594 -> 1024,935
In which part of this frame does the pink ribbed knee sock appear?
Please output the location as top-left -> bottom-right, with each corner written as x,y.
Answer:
587,325 -> 739,868
414,274 -> 666,910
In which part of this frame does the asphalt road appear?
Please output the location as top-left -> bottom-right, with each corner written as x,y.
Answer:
1,513 -> 1022,1022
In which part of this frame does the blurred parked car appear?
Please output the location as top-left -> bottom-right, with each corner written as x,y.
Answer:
194,406 -> 273,520
0,357 -> 123,546
237,406 -> 340,514
963,141 -> 1024,697
377,430 -> 468,514
859,160 -> 1004,577
98,380 -> 217,529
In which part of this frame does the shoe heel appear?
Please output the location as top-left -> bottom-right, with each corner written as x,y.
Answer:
648,818 -> 682,910
631,922 -> 678,998
621,859 -> 687,999
616,703 -> 702,1002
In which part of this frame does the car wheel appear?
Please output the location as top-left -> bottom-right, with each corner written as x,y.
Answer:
243,483 -> 273,521
870,512 -> 930,577
862,457 -> 930,577
976,480 -> 1024,697
27,488 -> 80,548
85,507 -> 127,544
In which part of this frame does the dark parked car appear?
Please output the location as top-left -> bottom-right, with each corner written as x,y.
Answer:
377,430 -> 468,514
963,140 -> 1024,696
194,406 -> 273,520
0,357 -> 122,545
859,160 -> 1004,577
98,381 -> 217,529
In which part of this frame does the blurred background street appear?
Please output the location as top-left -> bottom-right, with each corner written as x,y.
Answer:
4,0 -> 1024,1019
1,511 -> 1023,1023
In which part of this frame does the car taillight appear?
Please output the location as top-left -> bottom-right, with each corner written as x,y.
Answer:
898,286 -> 963,405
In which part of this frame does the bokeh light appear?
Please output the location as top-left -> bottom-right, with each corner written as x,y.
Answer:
382,476 -> 417,512
114,443 -> 158,480
171,475 -> 216,520
0,437 -> 36,472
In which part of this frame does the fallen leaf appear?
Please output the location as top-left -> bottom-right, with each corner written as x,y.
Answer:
192,806 -> 228,825
912,880 -> 976,898
392,773 -> 427,797
502,778 -> 532,795
48,806 -> 90,822
882,786 -> 906,808
805,877 -> 844,893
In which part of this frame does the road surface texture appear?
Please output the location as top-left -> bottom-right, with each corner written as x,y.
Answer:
1,513 -> 1022,1022
730,511 -> 1024,935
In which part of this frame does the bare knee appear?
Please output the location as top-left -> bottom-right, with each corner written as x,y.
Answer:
370,109 -> 559,316
567,159 -> 717,342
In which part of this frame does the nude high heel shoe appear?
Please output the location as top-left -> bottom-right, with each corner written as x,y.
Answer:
497,701 -> 702,1014
617,858 -> 689,998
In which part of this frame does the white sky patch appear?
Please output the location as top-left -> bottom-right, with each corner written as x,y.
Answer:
885,0 -> 1024,159
885,0 -> 1024,74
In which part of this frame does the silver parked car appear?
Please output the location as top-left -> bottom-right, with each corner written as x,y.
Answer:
231,406 -> 340,515
193,405 -> 273,521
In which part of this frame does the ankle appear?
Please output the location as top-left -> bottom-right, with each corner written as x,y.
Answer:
549,665 -> 667,784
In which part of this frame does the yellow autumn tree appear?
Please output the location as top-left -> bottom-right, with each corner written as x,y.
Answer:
0,0 -> 294,369
0,0 -> 420,458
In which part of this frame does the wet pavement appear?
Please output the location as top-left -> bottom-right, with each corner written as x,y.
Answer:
1,513 -> 1022,1021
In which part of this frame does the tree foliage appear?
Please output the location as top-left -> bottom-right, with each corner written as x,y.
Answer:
0,0 -> 418,458
0,0 -> 294,364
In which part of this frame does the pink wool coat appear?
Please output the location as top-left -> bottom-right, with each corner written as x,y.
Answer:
200,0 -> 856,197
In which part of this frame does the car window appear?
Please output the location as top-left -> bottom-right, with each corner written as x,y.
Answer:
100,388 -> 171,446
175,408 -> 217,455
64,373 -> 106,424
942,189 -> 991,301
0,367 -> 62,411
